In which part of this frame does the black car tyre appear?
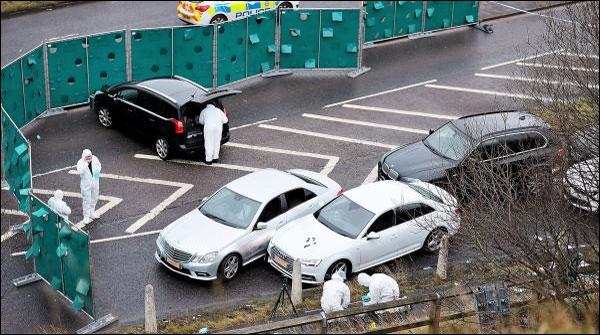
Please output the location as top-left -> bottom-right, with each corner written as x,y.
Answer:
325,260 -> 350,281
219,254 -> 241,281
210,14 -> 227,24
155,137 -> 172,160
97,106 -> 114,128
278,2 -> 293,9
423,228 -> 447,253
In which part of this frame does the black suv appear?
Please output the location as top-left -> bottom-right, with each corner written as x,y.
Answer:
90,76 -> 239,160
378,111 -> 562,187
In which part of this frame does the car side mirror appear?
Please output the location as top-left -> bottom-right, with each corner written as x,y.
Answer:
366,232 -> 380,240
429,128 -> 435,135
255,222 -> 268,231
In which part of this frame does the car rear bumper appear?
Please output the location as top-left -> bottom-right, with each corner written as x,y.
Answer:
176,126 -> 230,152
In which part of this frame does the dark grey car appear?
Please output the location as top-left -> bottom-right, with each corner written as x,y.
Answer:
378,111 -> 562,188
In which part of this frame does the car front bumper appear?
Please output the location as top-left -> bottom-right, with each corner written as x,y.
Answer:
155,251 -> 219,281
266,248 -> 327,285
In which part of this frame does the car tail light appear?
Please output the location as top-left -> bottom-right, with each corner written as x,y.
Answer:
557,147 -> 564,160
337,188 -> 344,196
196,4 -> 210,12
223,107 -> 229,119
454,207 -> 462,215
171,119 -> 185,134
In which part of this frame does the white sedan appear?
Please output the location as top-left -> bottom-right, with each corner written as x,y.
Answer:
267,179 -> 461,284
564,157 -> 599,212
156,168 -> 341,281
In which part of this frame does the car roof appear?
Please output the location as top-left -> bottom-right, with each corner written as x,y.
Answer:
226,169 -> 306,203
452,111 -> 548,140
344,181 -> 423,214
136,77 -> 206,106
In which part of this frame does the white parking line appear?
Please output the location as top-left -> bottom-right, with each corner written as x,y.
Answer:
134,154 -> 262,173
323,79 -> 438,108
1,210 -> 28,243
302,113 -> 429,135
516,62 -> 599,73
341,104 -> 458,120
474,73 -> 599,89
424,84 -> 551,102
225,142 -> 339,176
68,170 -> 194,234
258,124 -> 398,149
229,118 -> 278,131
362,165 -> 380,185
480,50 -> 560,71
558,52 -> 599,59
32,165 -> 76,179
1,209 -> 28,217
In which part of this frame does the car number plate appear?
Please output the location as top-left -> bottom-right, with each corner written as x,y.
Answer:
166,257 -> 182,270
273,255 -> 288,269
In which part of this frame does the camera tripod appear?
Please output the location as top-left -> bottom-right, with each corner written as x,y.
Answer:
268,276 -> 299,321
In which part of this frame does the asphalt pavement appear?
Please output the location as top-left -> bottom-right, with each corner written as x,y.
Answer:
0,1 -> 572,333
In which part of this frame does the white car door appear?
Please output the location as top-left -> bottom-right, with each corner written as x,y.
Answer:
394,203 -> 438,255
239,194 -> 287,262
359,210 -> 398,269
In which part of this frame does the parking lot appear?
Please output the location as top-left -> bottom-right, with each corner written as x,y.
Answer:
1,4 -> 575,332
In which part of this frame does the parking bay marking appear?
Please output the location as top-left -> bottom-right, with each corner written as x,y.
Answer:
341,104 -> 458,120
67,170 -> 194,234
424,84 -> 552,102
479,50 -> 560,71
258,124 -> 398,149
134,154 -> 262,172
229,117 -> 278,131
224,142 -> 339,176
302,113 -> 429,135
323,79 -> 438,108
1,210 -> 29,243
362,165 -> 380,185
516,62 -> 599,73
474,73 -> 599,89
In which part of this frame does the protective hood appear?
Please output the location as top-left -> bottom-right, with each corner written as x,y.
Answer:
331,270 -> 345,282
54,190 -> 64,201
82,149 -> 92,159
357,273 -> 371,287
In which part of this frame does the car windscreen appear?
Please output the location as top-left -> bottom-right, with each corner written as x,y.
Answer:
314,195 -> 375,239
423,123 -> 471,161
199,188 -> 261,229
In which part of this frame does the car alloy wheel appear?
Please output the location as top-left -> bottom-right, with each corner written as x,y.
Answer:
326,260 -> 348,280
222,254 -> 240,280
424,228 -> 447,252
278,2 -> 293,9
210,15 -> 227,24
98,107 -> 113,128
155,138 -> 170,160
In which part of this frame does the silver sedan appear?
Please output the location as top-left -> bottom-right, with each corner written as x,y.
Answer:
155,168 -> 342,281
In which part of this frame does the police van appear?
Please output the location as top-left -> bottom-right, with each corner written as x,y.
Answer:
177,1 -> 300,25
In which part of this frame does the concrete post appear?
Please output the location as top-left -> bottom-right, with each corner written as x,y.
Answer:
145,284 -> 157,333
436,235 -> 449,280
291,258 -> 302,306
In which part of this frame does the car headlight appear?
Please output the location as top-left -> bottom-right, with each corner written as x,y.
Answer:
192,251 -> 218,264
301,259 -> 322,267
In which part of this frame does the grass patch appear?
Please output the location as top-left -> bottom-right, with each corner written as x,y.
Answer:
1,1 -> 75,15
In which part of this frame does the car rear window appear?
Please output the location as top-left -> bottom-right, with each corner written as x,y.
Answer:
406,184 -> 443,204
288,172 -> 325,188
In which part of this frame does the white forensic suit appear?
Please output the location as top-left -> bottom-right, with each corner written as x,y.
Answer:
357,273 -> 400,306
196,104 -> 228,163
321,271 -> 351,313
76,149 -> 101,224
48,189 -> 72,220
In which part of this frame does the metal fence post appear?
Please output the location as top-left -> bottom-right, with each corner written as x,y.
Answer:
125,26 -> 132,81
320,311 -> 328,334
85,36 -> 90,97
428,293 -> 442,333
19,57 -> 27,123
317,9 -> 322,69
348,7 -> 371,78
421,1 -> 427,33
212,24 -> 218,88
171,27 -> 174,76
42,40 -> 51,112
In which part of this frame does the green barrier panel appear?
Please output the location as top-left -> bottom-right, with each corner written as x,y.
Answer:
452,1 -> 479,27
364,1 -> 395,43
1,108 -> 31,213
216,19 -> 248,86
279,9 -> 320,69
319,9 -> 359,68
247,10 -> 276,77
29,196 -> 64,292
1,61 -> 25,127
47,38 -> 89,108
22,46 -> 47,123
424,1 -> 453,32
173,26 -> 214,89
59,221 -> 94,316
395,1 -> 423,37
131,28 -> 173,81
87,31 -> 127,93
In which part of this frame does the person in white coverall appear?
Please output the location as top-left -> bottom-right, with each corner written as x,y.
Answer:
76,149 -> 101,225
48,189 -> 71,220
196,103 -> 228,164
357,273 -> 400,306
321,270 -> 351,313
